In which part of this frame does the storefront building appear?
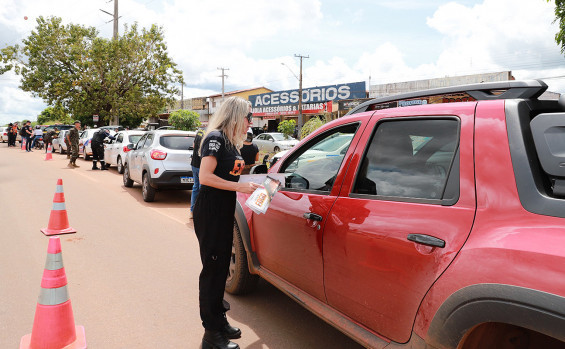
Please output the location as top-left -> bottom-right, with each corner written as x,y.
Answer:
248,82 -> 367,132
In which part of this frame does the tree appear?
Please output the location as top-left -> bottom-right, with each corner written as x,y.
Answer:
37,104 -> 72,124
277,119 -> 296,139
300,116 -> 326,140
0,16 -> 183,129
168,109 -> 201,131
549,1 -> 565,52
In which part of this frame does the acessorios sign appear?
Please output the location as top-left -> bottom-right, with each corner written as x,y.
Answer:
249,81 -> 366,116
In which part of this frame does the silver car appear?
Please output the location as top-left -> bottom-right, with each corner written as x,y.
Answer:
122,130 -> 196,202
253,132 -> 298,153
104,130 -> 146,173
0,127 -> 8,142
52,130 -> 70,154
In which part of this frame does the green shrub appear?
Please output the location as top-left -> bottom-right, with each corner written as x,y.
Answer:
300,116 -> 326,140
169,109 -> 201,131
277,119 -> 296,139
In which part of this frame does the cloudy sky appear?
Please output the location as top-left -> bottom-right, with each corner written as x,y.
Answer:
1,0 -> 565,125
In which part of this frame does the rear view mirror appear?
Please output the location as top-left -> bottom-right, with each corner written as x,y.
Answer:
127,144 -> 135,150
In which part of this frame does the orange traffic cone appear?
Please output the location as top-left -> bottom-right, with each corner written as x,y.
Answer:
21,137 -> 26,150
40,179 -> 77,236
20,236 -> 86,349
45,144 -> 53,161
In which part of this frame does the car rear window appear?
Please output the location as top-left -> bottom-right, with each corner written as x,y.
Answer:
159,135 -> 195,150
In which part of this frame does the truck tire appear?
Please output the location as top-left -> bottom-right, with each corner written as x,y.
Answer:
225,221 -> 259,295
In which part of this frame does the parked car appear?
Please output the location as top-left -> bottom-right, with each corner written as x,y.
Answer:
0,127 -> 8,142
43,124 -> 73,138
104,130 -> 146,173
100,125 -> 125,132
269,132 -> 354,167
122,130 -> 196,202
252,132 -> 298,153
229,80 -> 565,349
52,130 -> 70,154
79,128 -> 115,160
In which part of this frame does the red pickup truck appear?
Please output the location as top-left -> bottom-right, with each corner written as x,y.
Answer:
228,80 -> 565,349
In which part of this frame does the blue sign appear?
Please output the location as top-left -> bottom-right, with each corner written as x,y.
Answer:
249,81 -> 366,108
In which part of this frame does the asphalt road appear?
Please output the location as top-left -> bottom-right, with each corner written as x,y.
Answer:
0,145 -> 364,349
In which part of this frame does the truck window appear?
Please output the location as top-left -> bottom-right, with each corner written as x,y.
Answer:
354,118 -> 459,200
281,124 -> 359,193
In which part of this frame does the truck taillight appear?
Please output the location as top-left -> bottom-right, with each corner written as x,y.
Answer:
150,149 -> 167,160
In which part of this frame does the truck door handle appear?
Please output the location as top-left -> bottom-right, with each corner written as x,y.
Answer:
303,212 -> 323,221
407,234 -> 445,248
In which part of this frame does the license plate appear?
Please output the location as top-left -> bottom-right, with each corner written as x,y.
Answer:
180,176 -> 194,184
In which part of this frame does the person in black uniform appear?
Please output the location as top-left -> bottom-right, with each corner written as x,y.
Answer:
189,127 -> 206,219
90,128 -> 115,170
194,96 -> 260,349
240,131 -> 259,174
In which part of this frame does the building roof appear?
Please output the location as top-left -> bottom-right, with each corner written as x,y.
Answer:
208,87 -> 272,98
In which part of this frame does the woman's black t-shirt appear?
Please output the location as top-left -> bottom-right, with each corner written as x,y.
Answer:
200,130 -> 244,182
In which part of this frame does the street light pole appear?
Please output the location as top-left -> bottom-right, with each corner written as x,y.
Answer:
294,54 -> 309,132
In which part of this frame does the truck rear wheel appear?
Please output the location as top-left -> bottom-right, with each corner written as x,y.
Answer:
460,322 -> 564,349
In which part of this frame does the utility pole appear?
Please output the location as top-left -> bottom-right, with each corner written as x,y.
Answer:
181,84 -> 184,109
217,67 -> 229,99
113,0 -> 118,40
294,54 -> 309,131
100,0 -> 120,41
100,0 -> 120,124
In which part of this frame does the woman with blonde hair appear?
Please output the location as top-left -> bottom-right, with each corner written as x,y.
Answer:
193,96 -> 260,349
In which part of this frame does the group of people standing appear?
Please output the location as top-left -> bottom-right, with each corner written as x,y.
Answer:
6,122 -> 19,147
6,120 -> 41,152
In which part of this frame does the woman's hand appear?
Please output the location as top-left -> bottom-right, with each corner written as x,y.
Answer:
237,182 -> 262,194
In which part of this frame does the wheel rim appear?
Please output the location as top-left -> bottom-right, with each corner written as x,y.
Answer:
117,157 -> 122,172
124,167 -> 129,184
227,242 -> 236,283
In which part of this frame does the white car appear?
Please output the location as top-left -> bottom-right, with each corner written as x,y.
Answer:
0,126 -> 8,142
52,130 -> 70,154
253,132 -> 298,153
79,128 -> 116,160
104,130 -> 146,173
123,130 -> 196,202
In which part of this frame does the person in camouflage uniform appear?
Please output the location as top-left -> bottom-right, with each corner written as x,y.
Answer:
66,120 -> 81,168
65,131 -> 71,159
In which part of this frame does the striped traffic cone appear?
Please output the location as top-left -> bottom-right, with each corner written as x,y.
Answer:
45,144 -> 53,160
21,137 -> 26,150
40,179 -> 77,236
20,236 -> 86,349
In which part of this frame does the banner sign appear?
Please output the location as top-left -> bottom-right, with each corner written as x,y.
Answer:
249,82 -> 365,109
338,99 -> 371,110
254,101 -> 332,117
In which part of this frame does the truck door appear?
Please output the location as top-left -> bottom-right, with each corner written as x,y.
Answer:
323,106 -> 476,343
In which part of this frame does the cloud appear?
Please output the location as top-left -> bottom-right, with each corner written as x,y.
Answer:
0,72 -> 46,125
1,0 -> 565,125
